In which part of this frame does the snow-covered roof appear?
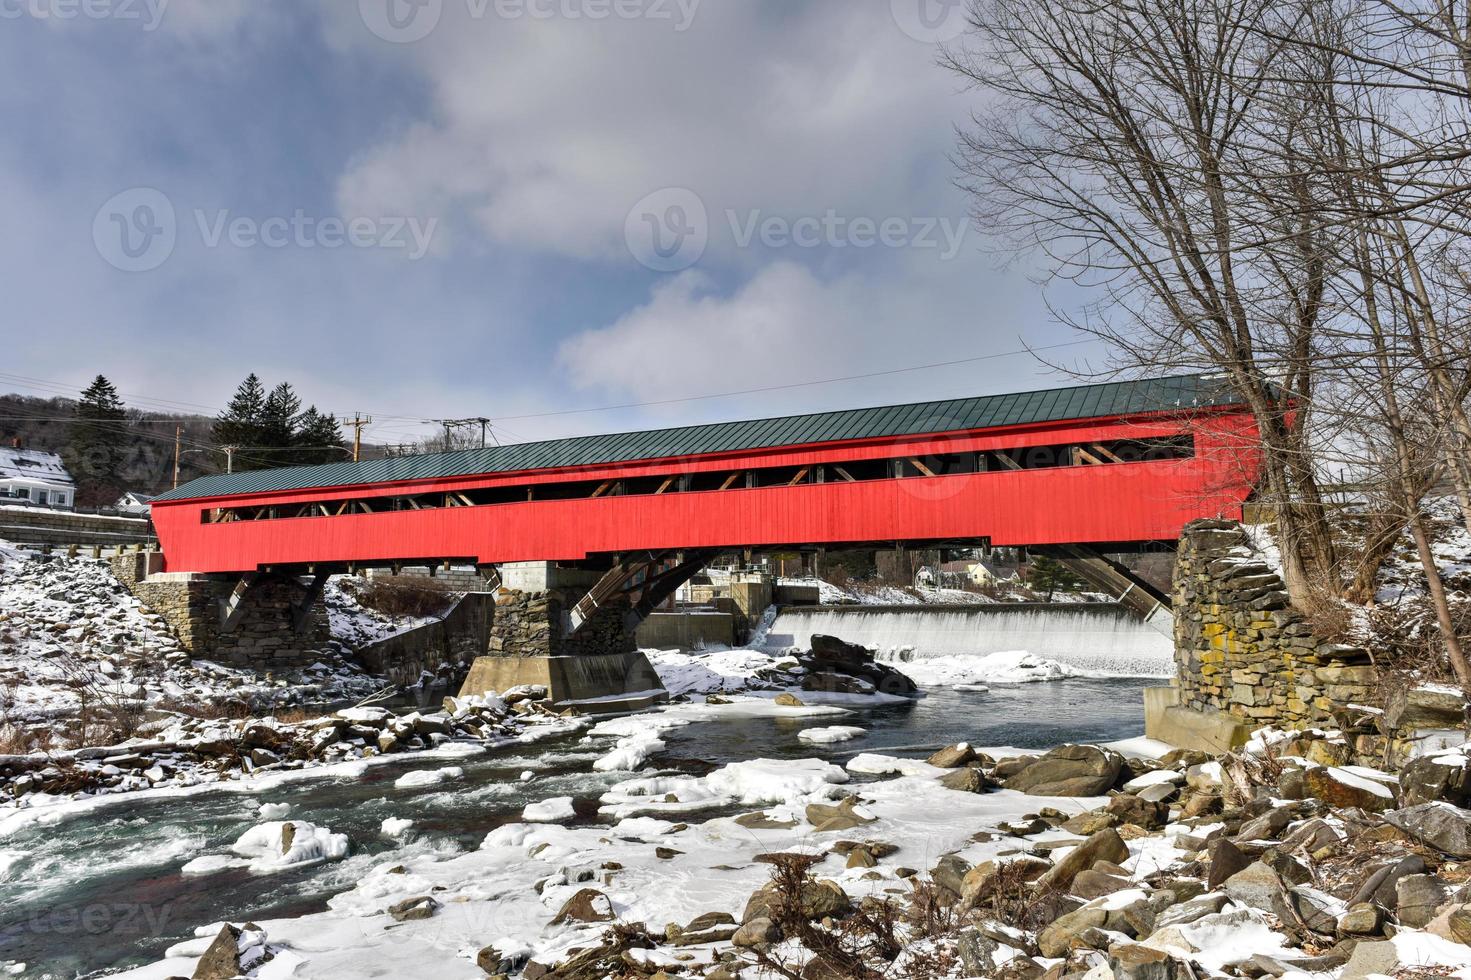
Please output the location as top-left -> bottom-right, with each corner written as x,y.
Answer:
118,491 -> 156,504
0,447 -> 74,487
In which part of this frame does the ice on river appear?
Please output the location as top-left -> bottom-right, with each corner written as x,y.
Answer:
224,821 -> 349,873
797,726 -> 866,744
394,766 -> 464,789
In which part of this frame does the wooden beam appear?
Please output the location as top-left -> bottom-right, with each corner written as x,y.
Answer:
590,481 -> 613,498
1075,446 -> 1106,466
1089,443 -> 1125,463
831,466 -> 856,482
656,477 -> 676,494
907,458 -> 936,478
787,468 -> 810,486
718,472 -> 743,491
993,452 -> 1023,471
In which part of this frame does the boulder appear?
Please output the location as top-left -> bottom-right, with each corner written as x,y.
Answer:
955,929 -> 1001,978
960,856 -> 1049,906
1353,854 -> 1428,908
387,895 -> 440,922
1110,944 -> 1191,980
192,924 -> 243,980
551,888 -> 615,925
1038,904 -> 1109,958
1400,754 -> 1471,807
1106,793 -> 1167,830
1385,685 -> 1467,731
1339,940 -> 1400,980
1304,768 -> 1396,812
1395,873 -> 1449,928
1427,903 -> 1471,946
743,879 -> 849,922
732,916 -> 782,948
805,798 -> 876,833
774,693 -> 805,707
477,942 -> 529,975
1036,829 -> 1129,891
928,743 -> 977,769
1004,745 -> 1124,797
1071,869 -> 1134,900
1384,802 -> 1471,857
938,767 -> 991,794
1336,902 -> 1381,936
1205,838 -> 1251,891
1153,893 -> 1228,930
1221,862 -> 1286,913
1236,806 -> 1291,842
929,854 -> 971,898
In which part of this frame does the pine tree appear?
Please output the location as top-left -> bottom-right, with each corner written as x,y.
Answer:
1026,556 -> 1086,602
258,382 -> 302,468
214,374 -> 267,466
67,375 -> 129,505
295,407 -> 346,465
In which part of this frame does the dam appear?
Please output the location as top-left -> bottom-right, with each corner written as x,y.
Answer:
763,602 -> 1173,677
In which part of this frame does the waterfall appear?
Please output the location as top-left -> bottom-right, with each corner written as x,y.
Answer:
764,603 -> 1172,677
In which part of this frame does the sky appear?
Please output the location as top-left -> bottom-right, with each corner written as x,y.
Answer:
0,0 -> 1103,449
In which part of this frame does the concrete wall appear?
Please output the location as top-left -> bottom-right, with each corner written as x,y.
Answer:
365,566 -> 494,592
637,611 -> 736,650
356,592 -> 493,688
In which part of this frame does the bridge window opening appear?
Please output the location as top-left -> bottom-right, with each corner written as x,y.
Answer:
198,433 -> 1196,524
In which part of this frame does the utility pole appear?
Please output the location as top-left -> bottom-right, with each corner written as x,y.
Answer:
172,426 -> 182,489
344,415 -> 373,462
475,417 -> 491,449
222,445 -> 237,473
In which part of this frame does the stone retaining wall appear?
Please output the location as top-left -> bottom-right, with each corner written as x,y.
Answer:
110,556 -> 329,672
1172,519 -> 1375,728
489,588 -> 636,659
0,506 -> 155,548
356,592 -> 493,688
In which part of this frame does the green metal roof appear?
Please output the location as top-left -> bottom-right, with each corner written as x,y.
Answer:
155,373 -> 1243,502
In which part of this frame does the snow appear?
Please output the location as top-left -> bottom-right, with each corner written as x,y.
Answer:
587,714 -> 690,771
321,576 -> 448,649
1326,766 -> 1395,798
257,802 -> 291,820
1143,908 -> 1294,972
380,817 -> 414,837
1122,769 -> 1185,792
703,758 -> 851,806
645,648 -> 786,696
894,650 -> 1078,687
226,820 -> 350,872
394,766 -> 465,789
522,797 -> 577,823
797,726 -> 866,744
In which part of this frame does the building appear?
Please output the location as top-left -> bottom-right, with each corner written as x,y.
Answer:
0,444 -> 76,508
114,491 -> 156,516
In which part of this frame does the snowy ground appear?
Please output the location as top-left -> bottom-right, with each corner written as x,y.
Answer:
0,543 -> 440,745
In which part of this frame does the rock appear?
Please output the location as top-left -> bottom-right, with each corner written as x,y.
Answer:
1153,892 -> 1228,930
845,847 -> 876,869
1071,869 -> 1133,899
1385,686 -> 1467,731
1237,805 -> 1291,841
1304,767 -> 1396,812
667,911 -> 738,946
938,767 -> 991,794
927,743 -> 977,768
1205,838 -> 1251,890
1005,744 -> 1124,797
1337,902 -> 1381,936
732,916 -> 782,948
1184,762 -> 1222,791
1106,793 -> 1167,830
993,755 -> 1039,780
960,856 -> 1049,906
551,888 -> 614,925
1395,873 -> 1449,928
955,929 -> 1001,977
1401,755 -> 1471,807
1339,940 -> 1399,980
1062,810 -> 1119,835
1260,847 -> 1312,886
477,942 -> 529,975
1427,903 -> 1471,945
1384,802 -> 1471,857
1354,854 -> 1427,907
774,693 -> 805,707
192,924 -> 243,980
1038,904 -> 1108,958
1136,782 -> 1179,805
1287,885 -> 1341,933
1037,829 -> 1129,891
743,878 -> 849,922
930,854 -> 971,898
1110,944 -> 1190,980
1180,792 -> 1221,819
734,811 -> 798,830
1279,817 -> 1340,853
1221,862 -> 1286,913
805,798 -> 876,832
387,895 -> 441,922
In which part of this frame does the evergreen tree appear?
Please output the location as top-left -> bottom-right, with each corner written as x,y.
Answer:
67,375 -> 128,505
295,407 -> 346,465
258,382 -> 302,469
214,374 -> 267,465
1026,556 -> 1086,602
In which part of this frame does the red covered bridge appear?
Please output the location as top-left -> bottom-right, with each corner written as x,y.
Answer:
152,374 -> 1261,581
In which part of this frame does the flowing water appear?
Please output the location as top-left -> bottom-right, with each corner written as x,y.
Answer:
766,603 -> 1173,676
0,677 -> 1153,978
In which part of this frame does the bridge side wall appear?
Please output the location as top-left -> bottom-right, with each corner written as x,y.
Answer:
1163,520 -> 1374,738
489,588 -> 636,659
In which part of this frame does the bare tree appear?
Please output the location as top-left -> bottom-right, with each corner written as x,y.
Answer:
947,0 -> 1341,608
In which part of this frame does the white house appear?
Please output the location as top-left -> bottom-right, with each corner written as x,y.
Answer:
0,444 -> 76,508
114,491 -> 155,516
